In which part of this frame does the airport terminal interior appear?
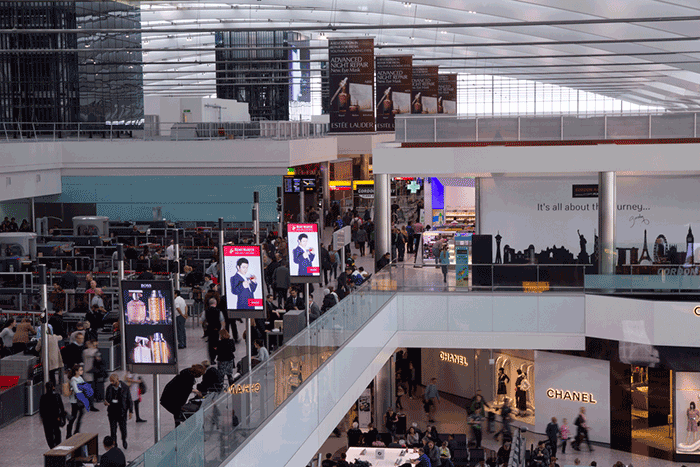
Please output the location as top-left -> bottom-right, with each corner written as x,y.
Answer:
3,1 -> 700,467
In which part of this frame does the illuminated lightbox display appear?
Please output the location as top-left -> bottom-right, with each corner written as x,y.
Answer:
121,280 -> 178,374
287,223 -> 321,282
223,245 -> 265,319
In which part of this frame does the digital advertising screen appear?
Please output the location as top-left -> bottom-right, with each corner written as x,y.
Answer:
223,245 -> 265,319
120,280 -> 178,374
287,223 -> 321,283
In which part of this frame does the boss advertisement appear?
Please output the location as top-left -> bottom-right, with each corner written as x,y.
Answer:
412,66 -> 439,114
438,74 -> 458,114
376,55 -> 412,131
329,38 -> 375,133
223,245 -> 265,319
121,280 -> 178,374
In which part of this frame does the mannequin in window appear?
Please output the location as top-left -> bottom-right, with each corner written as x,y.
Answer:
686,401 -> 700,445
515,369 -> 530,414
497,367 -> 510,405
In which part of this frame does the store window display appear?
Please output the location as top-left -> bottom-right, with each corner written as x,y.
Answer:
675,372 -> 700,454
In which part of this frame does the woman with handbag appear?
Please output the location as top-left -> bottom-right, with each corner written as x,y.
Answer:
66,364 -> 87,437
40,381 -> 66,448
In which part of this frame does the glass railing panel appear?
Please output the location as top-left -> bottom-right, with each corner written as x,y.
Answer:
143,426 -> 176,467
175,405 -> 204,467
585,273 -> 700,292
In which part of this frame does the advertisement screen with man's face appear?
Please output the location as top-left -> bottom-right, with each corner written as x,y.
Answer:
287,223 -> 321,282
223,245 -> 265,319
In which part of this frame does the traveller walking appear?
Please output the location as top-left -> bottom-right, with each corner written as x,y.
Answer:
174,290 -> 188,349
572,407 -> 594,452
104,373 -> 133,450
424,377 -> 440,423
66,364 -> 88,437
39,381 -> 66,449
546,417 -> 560,457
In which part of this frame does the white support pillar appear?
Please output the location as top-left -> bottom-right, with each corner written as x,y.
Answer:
598,172 -> 616,275
374,174 -> 391,262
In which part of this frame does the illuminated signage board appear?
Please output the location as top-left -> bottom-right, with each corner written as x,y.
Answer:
439,351 -> 469,367
546,388 -> 597,404
330,181 -> 352,191
523,281 -> 550,293
226,382 -> 261,394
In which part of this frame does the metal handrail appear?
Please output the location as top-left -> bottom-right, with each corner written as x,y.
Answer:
0,120 -> 330,143
395,111 -> 700,143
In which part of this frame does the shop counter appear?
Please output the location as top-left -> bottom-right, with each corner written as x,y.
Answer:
44,433 -> 99,467
97,334 -> 121,372
0,376 -> 24,428
346,447 -> 418,467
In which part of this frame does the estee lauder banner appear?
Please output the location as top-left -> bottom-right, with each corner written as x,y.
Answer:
376,55 -> 412,131
329,38 -> 375,133
438,74 -> 458,114
412,66 -> 439,114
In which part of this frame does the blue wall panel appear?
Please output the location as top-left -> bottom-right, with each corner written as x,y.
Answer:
37,176 -> 282,222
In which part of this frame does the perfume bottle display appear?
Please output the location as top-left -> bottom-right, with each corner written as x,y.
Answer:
126,292 -> 146,324
133,333 -> 173,363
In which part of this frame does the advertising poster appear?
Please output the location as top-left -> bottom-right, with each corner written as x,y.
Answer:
328,38 -> 375,133
455,234 -> 471,286
121,280 -> 178,374
438,74 -> 458,114
287,223 -> 321,282
412,66 -> 439,114
223,245 -> 265,319
375,55 -> 412,131
480,176 -> 700,258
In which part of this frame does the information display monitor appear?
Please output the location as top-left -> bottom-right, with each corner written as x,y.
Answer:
120,280 -> 178,374
223,245 -> 265,319
287,223 -> 321,283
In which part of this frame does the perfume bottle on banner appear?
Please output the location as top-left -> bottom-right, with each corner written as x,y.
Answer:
126,293 -> 146,324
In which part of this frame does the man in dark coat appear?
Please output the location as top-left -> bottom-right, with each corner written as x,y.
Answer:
40,381 -> 65,448
204,298 -> 225,363
104,373 -> 133,450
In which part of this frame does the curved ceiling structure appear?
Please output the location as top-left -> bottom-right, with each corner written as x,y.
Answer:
138,0 -> 700,109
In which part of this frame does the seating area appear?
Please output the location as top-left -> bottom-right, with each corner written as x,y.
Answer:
348,431 -> 488,467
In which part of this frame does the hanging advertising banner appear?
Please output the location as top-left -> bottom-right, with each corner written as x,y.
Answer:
412,66 -> 439,114
328,38 -> 375,133
287,223 -> 322,283
121,280 -> 178,374
375,55 -> 412,131
223,245 -> 265,319
438,74 -> 458,114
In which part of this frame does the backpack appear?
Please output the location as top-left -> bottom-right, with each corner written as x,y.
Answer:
139,379 -> 147,395
62,381 -> 72,397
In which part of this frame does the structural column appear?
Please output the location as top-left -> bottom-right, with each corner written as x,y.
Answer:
322,161 -> 330,227
474,177 -> 481,235
374,173 -> 391,261
373,358 -> 393,431
423,177 -> 432,226
598,171 -> 616,275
